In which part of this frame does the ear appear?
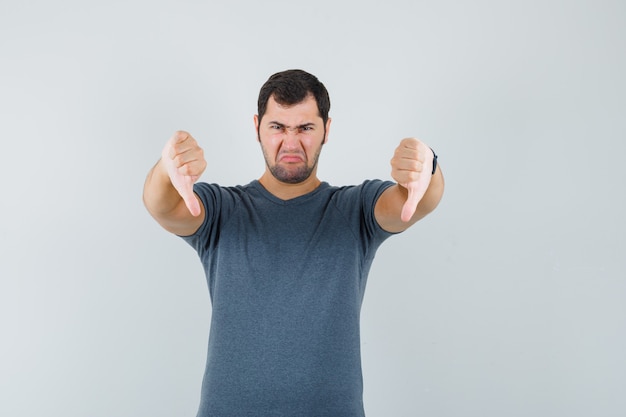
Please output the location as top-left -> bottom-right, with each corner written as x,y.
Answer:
253,114 -> 260,141
323,117 -> 332,144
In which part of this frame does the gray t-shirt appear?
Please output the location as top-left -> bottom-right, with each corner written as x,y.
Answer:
182,179 -> 395,417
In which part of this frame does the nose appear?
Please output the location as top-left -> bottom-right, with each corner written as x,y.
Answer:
281,128 -> 301,149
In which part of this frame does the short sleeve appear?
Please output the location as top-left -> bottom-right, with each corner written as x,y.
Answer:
359,179 -> 398,241
330,179 -> 397,257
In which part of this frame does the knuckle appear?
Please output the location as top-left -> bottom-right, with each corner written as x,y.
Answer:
173,154 -> 185,168
172,142 -> 183,154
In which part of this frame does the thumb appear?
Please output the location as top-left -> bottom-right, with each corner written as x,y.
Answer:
161,132 -> 202,217
164,155 -> 201,217
176,176 -> 201,217
400,182 -> 422,222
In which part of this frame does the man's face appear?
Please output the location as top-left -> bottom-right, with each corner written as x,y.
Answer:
255,94 -> 330,184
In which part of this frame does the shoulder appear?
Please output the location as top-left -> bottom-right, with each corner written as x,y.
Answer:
329,179 -> 395,204
193,181 -> 258,205
328,180 -> 397,237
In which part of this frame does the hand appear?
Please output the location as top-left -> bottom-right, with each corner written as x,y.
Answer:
390,138 -> 434,222
161,131 -> 207,216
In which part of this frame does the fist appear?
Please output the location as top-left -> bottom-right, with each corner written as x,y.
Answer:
161,131 -> 207,216
390,138 -> 435,222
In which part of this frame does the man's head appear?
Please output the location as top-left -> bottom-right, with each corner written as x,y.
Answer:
254,70 -> 332,186
257,69 -> 331,128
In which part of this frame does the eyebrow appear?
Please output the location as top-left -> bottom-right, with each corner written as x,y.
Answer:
267,121 -> 316,129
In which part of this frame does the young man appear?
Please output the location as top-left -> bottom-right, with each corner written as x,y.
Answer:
143,69 -> 444,416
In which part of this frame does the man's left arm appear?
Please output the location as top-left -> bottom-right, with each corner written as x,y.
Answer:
374,138 -> 445,233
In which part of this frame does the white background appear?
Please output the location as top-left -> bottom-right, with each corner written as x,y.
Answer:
1,0 -> 625,416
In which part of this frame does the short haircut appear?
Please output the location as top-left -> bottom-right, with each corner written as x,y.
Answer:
257,69 -> 331,125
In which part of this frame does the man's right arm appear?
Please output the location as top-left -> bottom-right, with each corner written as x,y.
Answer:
142,131 -> 207,236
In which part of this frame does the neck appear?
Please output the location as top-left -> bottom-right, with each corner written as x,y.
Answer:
258,170 -> 321,200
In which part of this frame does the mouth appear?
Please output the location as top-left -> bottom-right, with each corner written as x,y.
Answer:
278,153 -> 305,163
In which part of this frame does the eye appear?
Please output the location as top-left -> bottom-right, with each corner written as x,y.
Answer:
300,126 -> 314,132
269,124 -> 283,130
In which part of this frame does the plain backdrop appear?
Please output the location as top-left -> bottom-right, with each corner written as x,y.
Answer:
1,0 -> 625,416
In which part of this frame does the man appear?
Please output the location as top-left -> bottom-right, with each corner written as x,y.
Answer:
143,69 -> 444,416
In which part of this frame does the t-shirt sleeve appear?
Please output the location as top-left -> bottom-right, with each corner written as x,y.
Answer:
332,179 -> 398,254
359,179 -> 398,241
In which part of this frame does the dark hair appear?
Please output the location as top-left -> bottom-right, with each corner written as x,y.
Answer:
257,69 -> 331,125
